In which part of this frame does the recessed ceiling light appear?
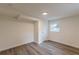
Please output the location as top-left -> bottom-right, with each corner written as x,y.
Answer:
42,12 -> 48,15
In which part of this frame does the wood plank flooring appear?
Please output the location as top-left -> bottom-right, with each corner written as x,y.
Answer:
0,40 -> 79,55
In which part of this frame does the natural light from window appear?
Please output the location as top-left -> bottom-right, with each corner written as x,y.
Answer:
50,23 -> 60,32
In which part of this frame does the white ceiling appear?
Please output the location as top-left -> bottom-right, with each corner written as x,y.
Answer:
0,3 -> 79,20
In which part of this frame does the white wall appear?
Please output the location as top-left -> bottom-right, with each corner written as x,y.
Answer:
48,15 -> 79,48
34,21 -> 38,43
0,17 -> 34,51
18,15 -> 49,44
0,14 -> 49,51
38,20 -> 48,44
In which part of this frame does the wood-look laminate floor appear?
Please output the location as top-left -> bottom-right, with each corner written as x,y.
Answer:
0,40 -> 79,55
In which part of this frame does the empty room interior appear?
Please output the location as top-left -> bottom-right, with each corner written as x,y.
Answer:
0,3 -> 79,55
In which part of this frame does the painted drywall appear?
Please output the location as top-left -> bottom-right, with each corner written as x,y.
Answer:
0,15 -> 48,51
0,17 -> 34,51
38,20 -> 48,44
18,15 -> 49,44
48,15 -> 79,48
34,21 -> 39,43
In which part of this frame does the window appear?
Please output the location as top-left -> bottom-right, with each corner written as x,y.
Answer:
50,23 -> 60,32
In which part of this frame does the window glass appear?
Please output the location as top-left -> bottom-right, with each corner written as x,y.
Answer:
50,23 -> 60,32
